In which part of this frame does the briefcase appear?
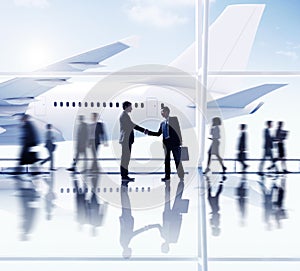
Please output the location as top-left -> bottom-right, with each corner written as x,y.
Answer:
180,146 -> 189,161
21,151 -> 39,165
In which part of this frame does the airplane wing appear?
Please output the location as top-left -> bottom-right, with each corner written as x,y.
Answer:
0,38 -> 132,144
207,84 -> 287,119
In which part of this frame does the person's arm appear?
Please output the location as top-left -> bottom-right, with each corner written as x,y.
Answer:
134,124 -> 145,133
147,124 -> 162,137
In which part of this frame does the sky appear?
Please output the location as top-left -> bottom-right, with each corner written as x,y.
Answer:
0,0 -> 300,72
0,0 -> 300,160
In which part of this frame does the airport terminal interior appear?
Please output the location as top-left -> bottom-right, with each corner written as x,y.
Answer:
0,158 -> 299,271
1,1 -> 299,270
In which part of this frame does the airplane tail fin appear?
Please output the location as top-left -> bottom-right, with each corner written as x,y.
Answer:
171,4 -> 265,76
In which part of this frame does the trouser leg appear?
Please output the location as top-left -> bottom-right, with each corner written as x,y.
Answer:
172,146 -> 184,179
163,145 -> 171,178
121,143 -> 131,177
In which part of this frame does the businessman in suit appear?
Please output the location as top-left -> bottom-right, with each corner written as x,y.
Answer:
259,120 -> 277,174
89,112 -> 108,171
119,101 -> 146,181
147,106 -> 184,182
237,124 -> 249,171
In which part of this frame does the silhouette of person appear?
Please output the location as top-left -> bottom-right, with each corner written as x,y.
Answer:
157,180 -> 189,253
119,183 -> 151,258
204,117 -> 226,174
44,171 -> 56,220
88,113 -> 108,172
19,114 -> 39,166
273,175 -> 287,228
119,101 -> 146,181
147,106 -> 185,182
257,176 -> 276,230
275,121 -> 289,173
86,174 -> 107,236
68,115 -> 89,172
73,174 -> 89,230
15,180 -> 40,241
259,121 -> 277,174
206,176 -> 224,236
41,124 -> 56,170
237,124 -> 249,171
235,174 -> 248,226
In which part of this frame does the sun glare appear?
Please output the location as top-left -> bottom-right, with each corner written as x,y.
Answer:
26,42 -> 52,70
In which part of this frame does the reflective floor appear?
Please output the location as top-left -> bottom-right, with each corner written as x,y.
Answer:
0,165 -> 300,270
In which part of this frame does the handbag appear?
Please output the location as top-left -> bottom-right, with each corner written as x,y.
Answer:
21,151 -> 39,165
180,146 -> 189,161
45,141 -> 56,152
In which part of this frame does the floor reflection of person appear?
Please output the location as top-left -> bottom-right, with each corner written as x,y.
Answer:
157,180 -> 189,253
15,180 -> 40,241
119,182 -> 151,259
206,176 -> 225,236
273,175 -> 288,228
73,174 -> 89,230
235,174 -> 248,226
257,176 -> 276,230
44,171 -> 56,220
86,174 -> 107,236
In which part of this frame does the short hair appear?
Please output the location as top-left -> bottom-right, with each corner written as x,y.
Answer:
21,114 -> 30,121
240,124 -> 246,130
212,117 -> 221,126
46,124 -> 52,129
92,112 -> 98,119
161,106 -> 170,114
267,120 -> 272,127
122,101 -> 132,110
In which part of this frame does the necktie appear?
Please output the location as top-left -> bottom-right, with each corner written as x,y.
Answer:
163,120 -> 169,139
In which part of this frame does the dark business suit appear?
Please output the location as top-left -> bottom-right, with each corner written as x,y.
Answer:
95,122 -> 107,151
237,131 -> 247,169
148,116 -> 184,179
73,122 -> 88,169
119,111 -> 145,178
259,128 -> 276,172
20,120 -> 39,165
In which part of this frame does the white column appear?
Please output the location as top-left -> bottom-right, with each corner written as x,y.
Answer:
196,1 -> 209,271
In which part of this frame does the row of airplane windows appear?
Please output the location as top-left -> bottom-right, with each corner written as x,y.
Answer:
53,101 -> 145,108
60,186 -> 151,193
